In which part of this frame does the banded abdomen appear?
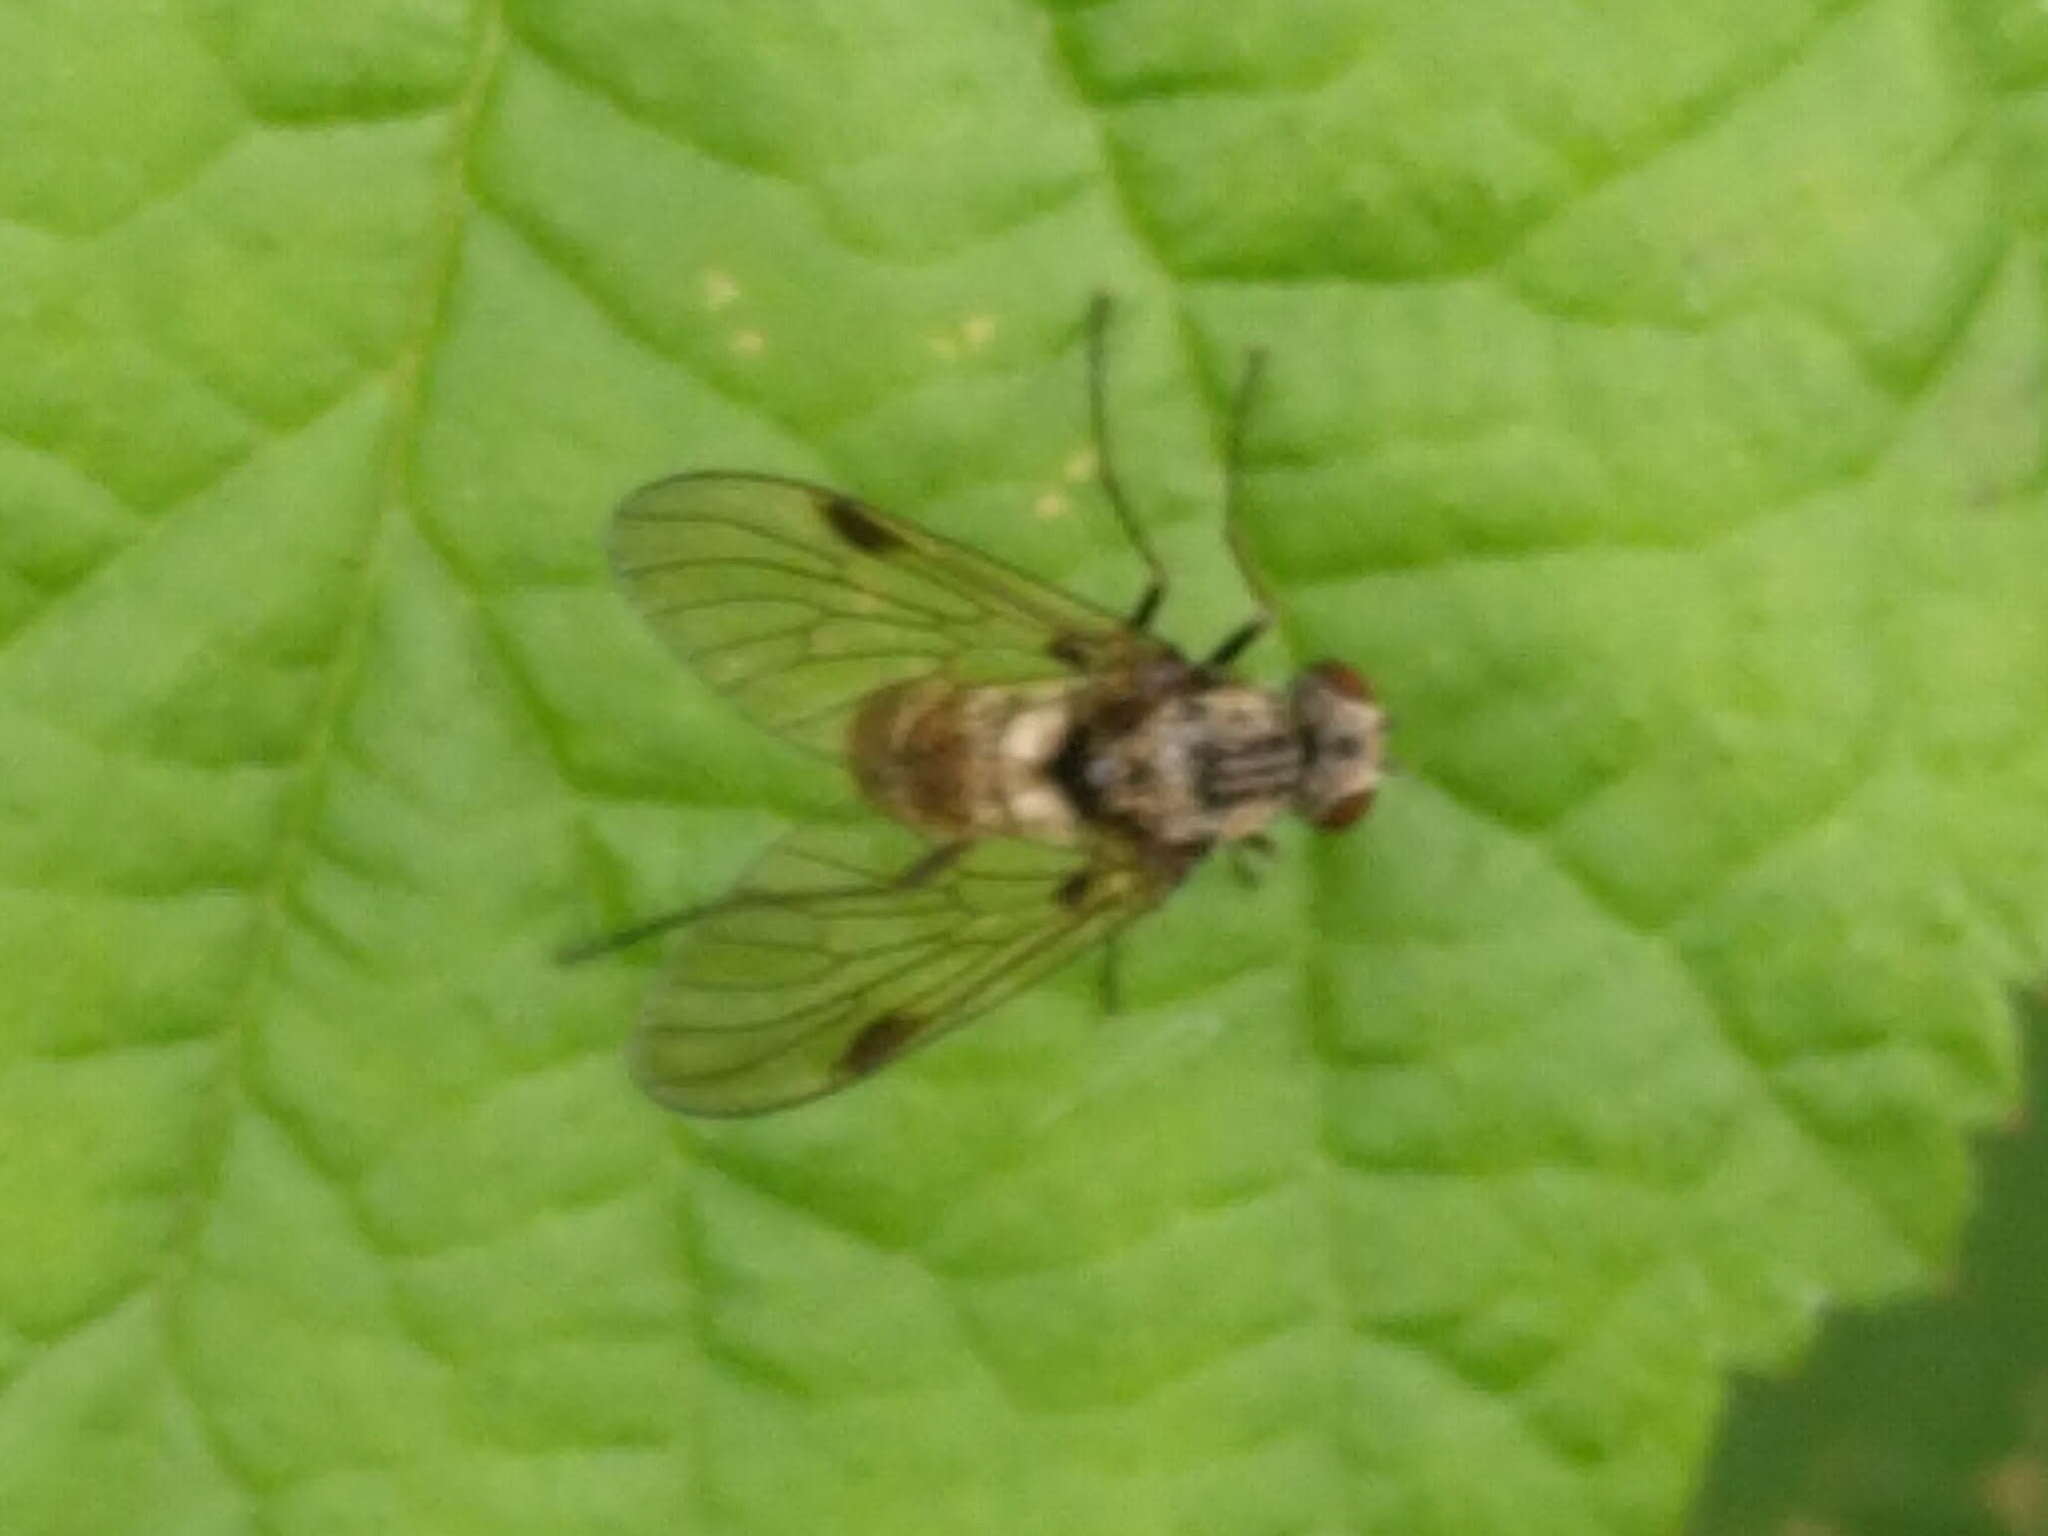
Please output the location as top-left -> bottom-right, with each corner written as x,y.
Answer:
847,679 -> 1086,844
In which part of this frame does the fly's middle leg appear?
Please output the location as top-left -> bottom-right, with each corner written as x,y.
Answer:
1084,293 -> 1169,633
893,840 -> 968,889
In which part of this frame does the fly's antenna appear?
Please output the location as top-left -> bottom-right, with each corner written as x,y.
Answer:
1086,293 -> 1169,633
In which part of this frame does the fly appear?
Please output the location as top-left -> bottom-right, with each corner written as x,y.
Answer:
570,296 -> 1387,1115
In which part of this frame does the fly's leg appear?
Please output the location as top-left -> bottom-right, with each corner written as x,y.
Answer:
1089,840 -> 1207,1012
1086,293 -> 1168,633
1203,616 -> 1267,671
892,840 -> 969,890
1206,341 -> 1274,674
558,841 -> 969,963
1097,931 -> 1124,1016
1226,833 -> 1277,889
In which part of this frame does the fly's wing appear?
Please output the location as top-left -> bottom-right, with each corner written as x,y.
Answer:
609,472 -> 1173,755
628,822 -> 1167,1116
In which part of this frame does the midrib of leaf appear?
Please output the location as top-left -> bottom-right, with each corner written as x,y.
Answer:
153,3 -> 512,1483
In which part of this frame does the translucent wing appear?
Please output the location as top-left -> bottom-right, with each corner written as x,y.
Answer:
610,472 -> 1172,755
628,822 -> 1167,1116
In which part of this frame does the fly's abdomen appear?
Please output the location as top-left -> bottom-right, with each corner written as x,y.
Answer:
848,681 -> 1083,844
848,680 -> 975,835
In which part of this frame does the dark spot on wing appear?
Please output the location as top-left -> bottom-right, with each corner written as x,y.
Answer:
1055,870 -> 1093,909
841,1010 -> 920,1078
821,494 -> 904,553
1049,633 -> 1091,668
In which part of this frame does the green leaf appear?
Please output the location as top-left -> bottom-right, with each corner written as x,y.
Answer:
2,2 -> 2044,1534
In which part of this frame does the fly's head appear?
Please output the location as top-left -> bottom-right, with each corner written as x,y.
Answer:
1290,661 -> 1385,831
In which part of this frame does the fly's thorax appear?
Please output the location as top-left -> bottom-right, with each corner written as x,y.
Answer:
848,679 -> 1085,843
1085,682 -> 1304,848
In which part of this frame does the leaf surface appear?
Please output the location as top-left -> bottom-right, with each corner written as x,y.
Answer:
3,2 -> 2046,1533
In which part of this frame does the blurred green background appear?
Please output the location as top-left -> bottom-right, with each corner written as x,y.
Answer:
1692,995 -> 2048,1536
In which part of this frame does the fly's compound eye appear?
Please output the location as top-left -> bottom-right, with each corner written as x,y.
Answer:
1310,784 -> 1377,831
1292,660 -> 1385,834
1304,659 -> 1373,702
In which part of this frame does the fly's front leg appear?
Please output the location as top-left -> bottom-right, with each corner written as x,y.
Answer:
1084,294 -> 1169,634
1209,340 -> 1275,675
1202,616 -> 1269,672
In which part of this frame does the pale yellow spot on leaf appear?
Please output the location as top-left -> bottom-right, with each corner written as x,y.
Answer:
1033,492 -> 1068,520
929,314 -> 1000,360
1062,447 -> 1097,483
731,329 -> 765,357
703,269 -> 740,310
1982,1453 -> 2048,1533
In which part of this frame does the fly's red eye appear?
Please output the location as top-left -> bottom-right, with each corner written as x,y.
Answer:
1308,660 -> 1373,702
1314,784 -> 1376,831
